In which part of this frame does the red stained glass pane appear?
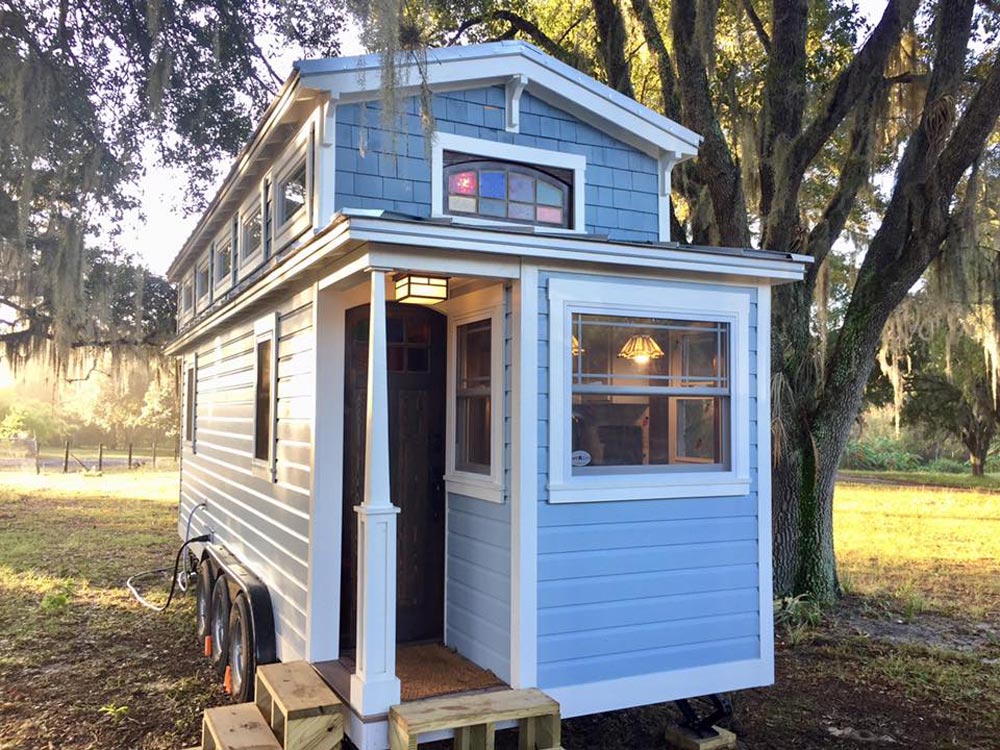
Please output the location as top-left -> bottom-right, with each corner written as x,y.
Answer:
537,206 -> 563,224
449,171 -> 477,195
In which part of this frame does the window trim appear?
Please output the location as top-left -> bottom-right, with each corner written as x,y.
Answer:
271,125 -> 314,254
252,313 -> 279,481
184,355 -> 197,450
194,256 -> 212,309
238,187 -> 265,279
445,285 -> 505,504
547,276 -> 751,503
431,132 -> 586,234
213,225 -> 234,294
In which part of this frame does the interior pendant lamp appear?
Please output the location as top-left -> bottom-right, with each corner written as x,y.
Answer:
394,273 -> 449,305
618,333 -> 664,365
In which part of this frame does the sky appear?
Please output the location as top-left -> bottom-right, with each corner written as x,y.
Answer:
124,3 -> 890,277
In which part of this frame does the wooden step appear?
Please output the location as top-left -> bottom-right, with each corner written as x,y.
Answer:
389,688 -> 562,750
255,661 -> 343,750
202,703 -> 280,750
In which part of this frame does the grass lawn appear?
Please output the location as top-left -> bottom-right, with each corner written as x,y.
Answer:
838,468 -> 1000,491
1,473 -> 998,750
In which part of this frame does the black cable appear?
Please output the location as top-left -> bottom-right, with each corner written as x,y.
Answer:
127,534 -> 212,612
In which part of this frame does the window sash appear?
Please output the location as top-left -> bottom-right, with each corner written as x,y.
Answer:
253,338 -> 273,463
455,318 -> 492,475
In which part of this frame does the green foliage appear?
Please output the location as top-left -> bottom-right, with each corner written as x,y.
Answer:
98,703 -> 130,722
774,594 -> 824,629
841,438 -> 922,472
0,400 -> 73,443
39,585 -> 72,613
924,457 -> 969,474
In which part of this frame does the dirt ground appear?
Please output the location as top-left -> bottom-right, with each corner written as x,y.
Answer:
0,473 -> 997,750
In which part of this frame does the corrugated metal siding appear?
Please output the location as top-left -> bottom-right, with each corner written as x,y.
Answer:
444,284 -> 514,681
335,89 -> 660,242
179,287 -> 315,661
535,273 -> 761,688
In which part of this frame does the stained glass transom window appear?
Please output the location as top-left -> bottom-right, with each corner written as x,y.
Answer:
443,157 -> 571,228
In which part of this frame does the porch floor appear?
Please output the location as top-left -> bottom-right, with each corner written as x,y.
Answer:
314,643 -> 507,705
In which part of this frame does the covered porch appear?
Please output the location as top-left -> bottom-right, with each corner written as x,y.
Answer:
303,242 -> 537,732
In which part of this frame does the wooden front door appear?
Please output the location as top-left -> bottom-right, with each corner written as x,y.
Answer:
340,302 -> 447,649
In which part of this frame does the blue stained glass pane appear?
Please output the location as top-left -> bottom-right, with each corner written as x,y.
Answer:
508,202 -> 534,221
509,172 -> 534,202
480,171 -> 506,199
479,198 -> 506,217
537,180 -> 563,206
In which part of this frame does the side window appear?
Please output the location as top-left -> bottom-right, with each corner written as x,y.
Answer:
181,280 -> 193,313
242,206 -> 263,261
185,360 -> 197,447
195,260 -> 211,302
445,290 -> 504,503
455,319 -> 492,474
215,239 -> 232,285
278,160 -> 307,226
252,316 -> 278,478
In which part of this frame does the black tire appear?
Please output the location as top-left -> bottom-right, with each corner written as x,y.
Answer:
195,559 -> 213,642
227,593 -> 255,702
210,575 -> 230,678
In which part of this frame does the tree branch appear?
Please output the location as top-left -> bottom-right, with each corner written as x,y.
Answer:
447,11 -> 569,62
671,0 -> 750,246
591,0 -> 636,96
739,0 -> 771,52
629,0 -> 682,120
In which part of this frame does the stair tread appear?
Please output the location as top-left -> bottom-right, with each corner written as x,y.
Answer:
391,688 -> 559,734
204,703 -> 281,750
256,661 -> 342,720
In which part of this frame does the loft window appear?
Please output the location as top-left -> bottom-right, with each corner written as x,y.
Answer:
443,155 -> 571,228
279,161 -> 307,225
571,314 -> 730,470
455,319 -> 492,474
215,240 -> 232,284
195,262 -> 210,300
181,281 -> 193,312
253,335 -> 274,464
242,207 -> 262,260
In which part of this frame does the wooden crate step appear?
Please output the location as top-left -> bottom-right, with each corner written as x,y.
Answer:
255,661 -> 343,750
389,688 -> 561,750
202,703 -> 280,750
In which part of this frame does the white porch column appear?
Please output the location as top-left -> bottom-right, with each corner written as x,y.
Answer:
350,268 -> 402,716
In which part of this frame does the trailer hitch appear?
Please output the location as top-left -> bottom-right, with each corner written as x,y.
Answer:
673,694 -> 733,739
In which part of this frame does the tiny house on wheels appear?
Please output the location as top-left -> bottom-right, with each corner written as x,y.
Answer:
165,41 -> 808,750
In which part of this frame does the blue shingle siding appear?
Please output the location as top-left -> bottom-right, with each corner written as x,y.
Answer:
444,285 -> 514,683
335,88 -> 661,242
535,273 -> 761,689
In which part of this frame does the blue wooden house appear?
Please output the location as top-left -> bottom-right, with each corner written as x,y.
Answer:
165,41 -> 808,749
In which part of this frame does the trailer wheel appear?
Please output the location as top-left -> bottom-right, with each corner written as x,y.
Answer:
195,559 -> 213,641
227,593 -> 255,702
210,576 -> 230,678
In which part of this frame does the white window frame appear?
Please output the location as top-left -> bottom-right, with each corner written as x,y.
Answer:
431,132 -> 586,234
213,223 -> 235,295
547,276 -> 751,503
444,285 -> 505,504
194,255 -> 212,310
238,186 -> 265,280
252,313 -> 279,481
271,124 -> 314,253
180,275 -> 194,320
184,355 -> 198,450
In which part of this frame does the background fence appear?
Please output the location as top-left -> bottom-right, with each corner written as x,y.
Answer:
0,438 -> 181,473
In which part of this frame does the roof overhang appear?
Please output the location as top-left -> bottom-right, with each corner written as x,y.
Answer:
165,213 -> 810,356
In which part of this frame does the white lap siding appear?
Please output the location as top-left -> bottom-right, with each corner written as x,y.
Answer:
179,287 -> 315,661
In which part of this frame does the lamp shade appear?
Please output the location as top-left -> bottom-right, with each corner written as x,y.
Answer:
394,273 -> 449,304
571,334 -> 585,356
617,333 -> 664,365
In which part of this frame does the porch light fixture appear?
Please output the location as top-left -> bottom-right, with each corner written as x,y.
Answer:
618,333 -> 664,365
394,273 -> 449,305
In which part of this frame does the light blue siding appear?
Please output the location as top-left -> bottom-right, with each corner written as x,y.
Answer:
335,89 -> 660,242
535,272 -> 762,689
444,284 -> 515,682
